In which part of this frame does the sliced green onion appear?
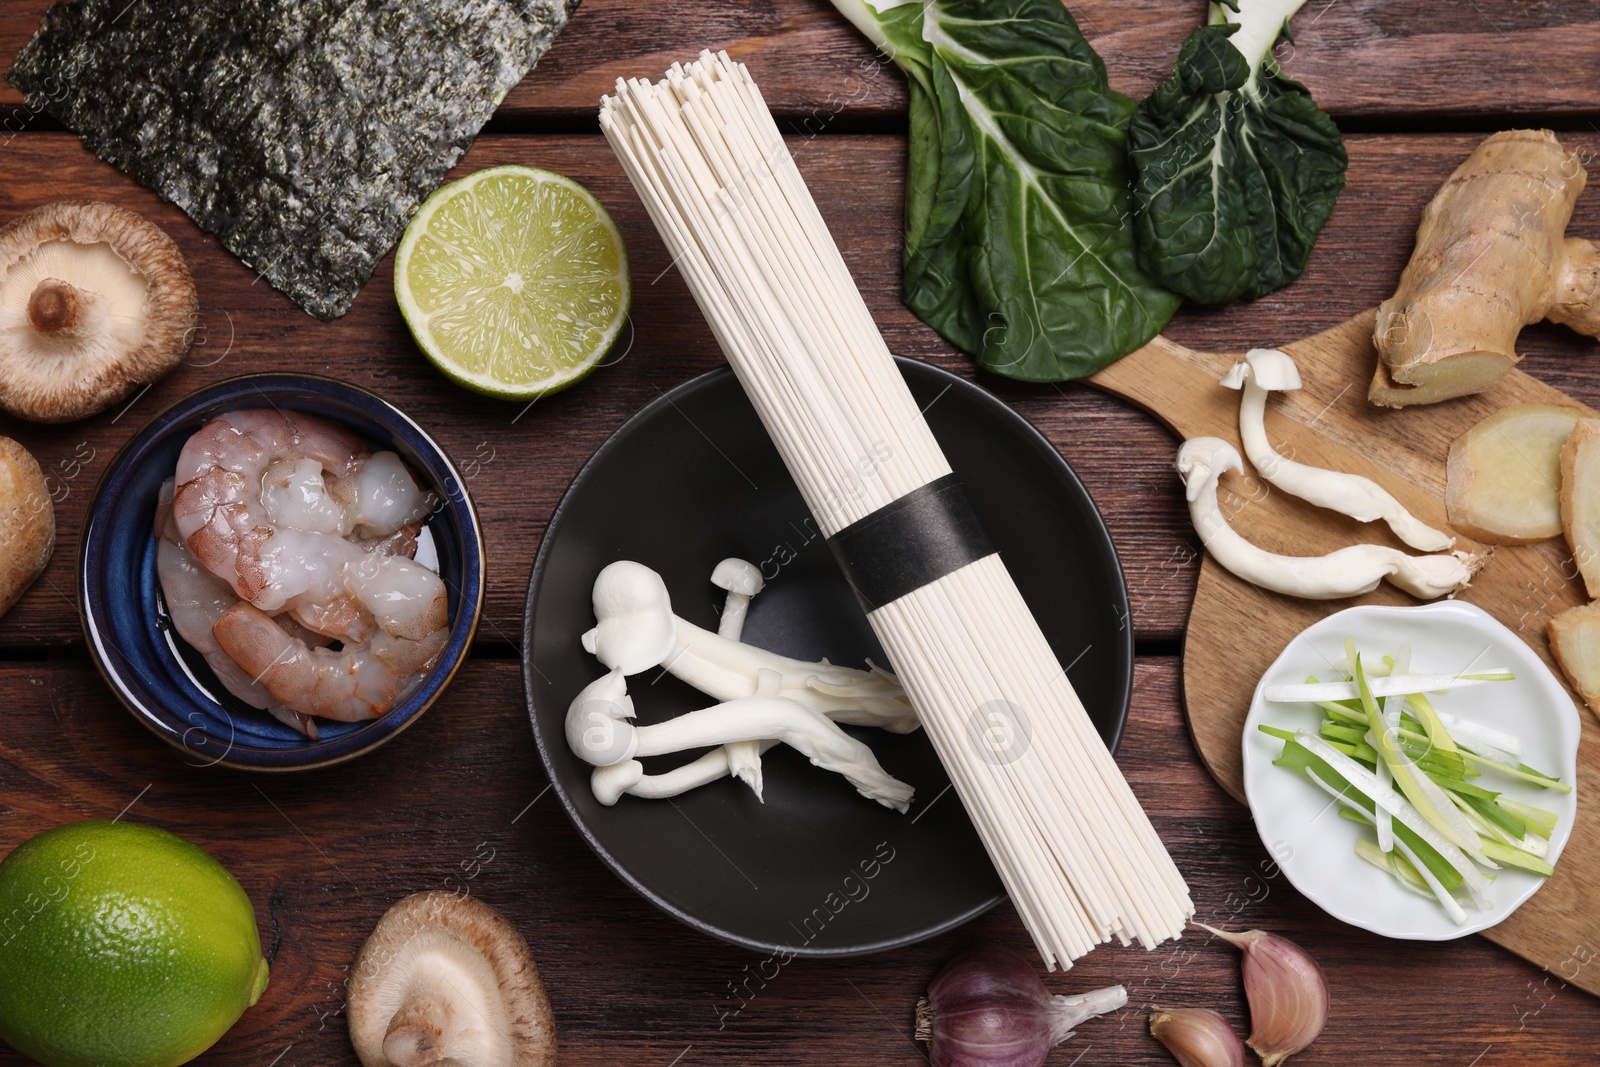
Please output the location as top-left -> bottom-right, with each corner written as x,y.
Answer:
1305,764 -> 1466,923
1423,705 -> 1515,759
1480,839 -> 1555,877
1456,749 -> 1572,794
1292,728 -> 1491,907
1354,835 -> 1435,898
1458,792 -> 1526,838
1271,735 -> 1463,889
1265,671 -> 1514,704
1350,646 -> 1493,866
1501,798 -> 1558,838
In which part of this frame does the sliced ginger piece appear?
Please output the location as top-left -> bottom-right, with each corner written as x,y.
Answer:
1561,419 -> 1600,597
1446,403 -> 1585,543
1549,602 -> 1600,711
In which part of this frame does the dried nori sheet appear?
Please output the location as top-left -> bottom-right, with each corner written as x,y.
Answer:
9,0 -> 578,320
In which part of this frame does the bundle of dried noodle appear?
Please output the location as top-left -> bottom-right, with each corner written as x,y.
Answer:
600,51 -> 1192,967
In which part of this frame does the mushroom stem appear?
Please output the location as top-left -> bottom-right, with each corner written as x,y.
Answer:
383,995 -> 448,1067
632,696 -> 914,812
710,558 -> 768,797
665,619 -> 919,731
26,279 -> 87,335
590,741 -> 783,805
565,675 -> 914,810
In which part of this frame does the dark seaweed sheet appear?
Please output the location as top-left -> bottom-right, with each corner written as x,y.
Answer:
9,0 -> 579,320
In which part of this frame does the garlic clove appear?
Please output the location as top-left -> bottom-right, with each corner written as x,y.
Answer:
1195,923 -> 1328,1066
1149,1007 -> 1246,1067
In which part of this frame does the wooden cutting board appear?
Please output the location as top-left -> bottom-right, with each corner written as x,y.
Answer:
1091,311 -> 1600,995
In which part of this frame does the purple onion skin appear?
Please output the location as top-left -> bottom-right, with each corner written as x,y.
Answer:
925,946 -> 1057,1067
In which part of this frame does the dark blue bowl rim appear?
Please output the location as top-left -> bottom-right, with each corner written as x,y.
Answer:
80,373 -> 486,772
522,356 -> 1134,957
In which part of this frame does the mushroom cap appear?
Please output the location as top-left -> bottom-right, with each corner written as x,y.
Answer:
0,436 -> 54,616
1218,361 -> 1250,390
0,200 -> 197,423
1175,437 -> 1244,501
564,668 -> 639,766
591,760 -> 645,805
1242,347 -> 1303,392
710,556 -> 764,596
583,560 -> 677,675
348,891 -> 556,1067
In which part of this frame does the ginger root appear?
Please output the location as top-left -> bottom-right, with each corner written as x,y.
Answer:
1370,129 -> 1600,408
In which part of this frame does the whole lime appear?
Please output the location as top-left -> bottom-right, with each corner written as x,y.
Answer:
0,820 -> 270,1067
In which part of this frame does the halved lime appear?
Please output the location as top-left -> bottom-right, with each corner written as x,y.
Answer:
395,165 -> 631,400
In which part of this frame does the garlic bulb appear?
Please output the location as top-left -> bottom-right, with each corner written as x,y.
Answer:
1149,1008 -> 1246,1067
1197,923 -> 1329,1066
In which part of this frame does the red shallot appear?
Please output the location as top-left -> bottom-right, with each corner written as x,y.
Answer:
914,945 -> 1126,1067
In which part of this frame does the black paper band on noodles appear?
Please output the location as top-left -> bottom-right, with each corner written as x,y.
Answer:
827,474 -> 997,612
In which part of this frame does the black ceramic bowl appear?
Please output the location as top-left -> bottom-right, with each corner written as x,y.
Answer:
81,374 -> 485,771
525,358 -> 1132,956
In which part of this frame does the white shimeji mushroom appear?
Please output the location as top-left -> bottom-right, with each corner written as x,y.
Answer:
1220,348 -> 1455,552
565,669 -> 913,812
710,557 -> 764,637
581,560 -> 917,733
1176,437 -> 1480,600
709,557 -> 769,796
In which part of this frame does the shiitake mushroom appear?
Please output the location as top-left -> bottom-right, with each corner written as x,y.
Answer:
0,200 -> 197,423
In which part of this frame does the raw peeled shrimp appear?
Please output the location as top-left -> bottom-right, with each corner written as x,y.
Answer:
172,409 -> 438,639
154,480 -> 322,737
213,603 -> 448,721
164,409 -> 450,726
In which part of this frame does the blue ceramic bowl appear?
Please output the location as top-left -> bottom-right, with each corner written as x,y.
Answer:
81,374 -> 484,771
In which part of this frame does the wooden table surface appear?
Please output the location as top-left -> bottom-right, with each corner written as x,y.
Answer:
3,2 -> 1600,1065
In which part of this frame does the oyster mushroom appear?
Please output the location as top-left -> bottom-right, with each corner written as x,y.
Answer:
348,891 -> 556,1067
0,200 -> 198,422
1219,348 -> 1453,552
1176,437 -> 1479,600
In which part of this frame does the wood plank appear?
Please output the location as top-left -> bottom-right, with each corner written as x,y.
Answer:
3,2 -> 1599,125
1,131 -> 1600,648
1,656 -> 1596,1065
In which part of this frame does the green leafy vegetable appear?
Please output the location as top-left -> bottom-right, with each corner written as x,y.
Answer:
1126,0 -> 1347,304
830,0 -> 1180,381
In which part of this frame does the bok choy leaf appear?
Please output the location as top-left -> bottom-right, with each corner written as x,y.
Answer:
1126,0 -> 1346,304
831,0 -> 1180,381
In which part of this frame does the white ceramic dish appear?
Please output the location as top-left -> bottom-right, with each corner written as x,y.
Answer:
1241,601 -> 1580,940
